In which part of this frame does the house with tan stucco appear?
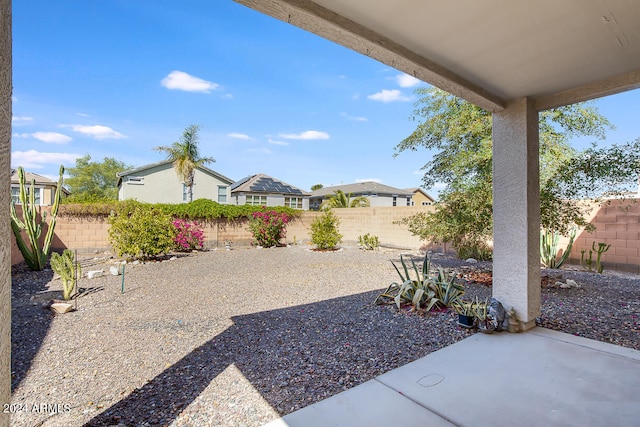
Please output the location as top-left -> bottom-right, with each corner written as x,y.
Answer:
116,160 -> 234,204
10,169 -> 70,206
405,187 -> 436,206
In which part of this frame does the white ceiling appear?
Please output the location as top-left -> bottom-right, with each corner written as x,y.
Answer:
236,0 -> 640,112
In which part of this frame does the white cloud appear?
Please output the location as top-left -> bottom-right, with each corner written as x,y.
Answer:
14,132 -> 72,144
268,138 -> 289,146
396,73 -> 421,88
76,112 -> 91,117
228,133 -> 252,140
161,70 -> 219,93
11,150 -> 81,169
247,148 -> 272,154
367,89 -> 412,102
279,130 -> 330,140
355,178 -> 383,184
341,112 -> 368,122
67,124 -> 126,140
12,116 -> 34,124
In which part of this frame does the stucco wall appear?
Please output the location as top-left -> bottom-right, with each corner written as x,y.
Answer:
1,0 -> 11,424
119,163 -> 231,204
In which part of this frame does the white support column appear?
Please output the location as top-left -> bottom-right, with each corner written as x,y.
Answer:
492,97 -> 540,331
0,1 -> 10,425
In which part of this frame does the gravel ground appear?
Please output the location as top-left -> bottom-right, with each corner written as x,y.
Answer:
10,246 -> 640,426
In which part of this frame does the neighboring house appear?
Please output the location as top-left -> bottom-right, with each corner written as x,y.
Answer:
116,160 -> 234,204
10,169 -> 70,206
230,174 -> 310,209
309,181 -> 413,210
405,188 -> 436,206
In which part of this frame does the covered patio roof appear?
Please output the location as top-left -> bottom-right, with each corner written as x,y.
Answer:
236,0 -> 640,111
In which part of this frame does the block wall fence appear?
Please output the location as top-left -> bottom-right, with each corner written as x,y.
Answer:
11,200 -> 640,274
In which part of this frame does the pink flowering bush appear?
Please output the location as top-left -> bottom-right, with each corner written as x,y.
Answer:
172,219 -> 205,251
248,210 -> 290,247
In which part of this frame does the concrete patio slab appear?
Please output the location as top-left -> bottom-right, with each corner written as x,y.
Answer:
263,378 -> 455,427
264,327 -> 640,427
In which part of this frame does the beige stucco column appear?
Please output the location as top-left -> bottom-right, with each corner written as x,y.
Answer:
0,0 -> 10,425
492,97 -> 540,331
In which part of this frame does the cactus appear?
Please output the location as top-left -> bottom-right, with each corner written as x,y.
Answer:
540,227 -> 576,268
580,248 -> 594,272
593,242 -> 611,274
10,165 -> 64,271
50,249 -> 79,300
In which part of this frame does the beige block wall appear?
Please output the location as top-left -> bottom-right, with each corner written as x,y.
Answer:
12,201 -> 639,273
564,199 -> 640,274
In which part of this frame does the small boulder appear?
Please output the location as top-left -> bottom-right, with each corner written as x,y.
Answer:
488,298 -> 508,332
109,266 -> 121,276
50,302 -> 73,314
465,258 -> 478,264
87,270 -> 104,279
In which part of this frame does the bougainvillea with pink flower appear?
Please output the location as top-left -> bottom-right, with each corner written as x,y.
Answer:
172,219 -> 205,251
248,210 -> 290,247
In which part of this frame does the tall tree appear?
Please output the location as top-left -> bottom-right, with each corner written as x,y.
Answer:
321,190 -> 370,209
65,155 -> 131,202
154,124 -> 215,203
310,183 -> 324,191
397,87 -> 640,258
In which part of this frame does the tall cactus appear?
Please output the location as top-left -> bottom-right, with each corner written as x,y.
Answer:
10,165 -> 65,271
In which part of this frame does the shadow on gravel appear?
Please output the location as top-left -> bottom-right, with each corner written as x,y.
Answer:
11,267 -> 55,391
85,289 -> 468,426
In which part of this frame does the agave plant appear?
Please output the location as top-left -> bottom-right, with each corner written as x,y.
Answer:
375,251 -> 464,311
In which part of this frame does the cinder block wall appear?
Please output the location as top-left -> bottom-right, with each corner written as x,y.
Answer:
12,201 -> 639,273
565,199 -> 640,274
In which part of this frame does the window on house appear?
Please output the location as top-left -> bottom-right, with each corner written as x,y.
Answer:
11,186 -> 41,205
127,176 -> 144,185
406,197 -> 411,206
183,184 -> 188,202
285,197 -> 303,209
218,186 -> 228,203
245,195 -> 267,206
422,201 -> 432,206
392,196 -> 397,206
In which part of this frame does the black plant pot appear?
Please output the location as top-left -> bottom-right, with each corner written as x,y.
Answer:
457,314 -> 475,328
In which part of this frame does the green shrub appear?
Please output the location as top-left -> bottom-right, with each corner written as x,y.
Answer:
108,207 -> 175,260
310,210 -> 343,250
358,233 -> 380,250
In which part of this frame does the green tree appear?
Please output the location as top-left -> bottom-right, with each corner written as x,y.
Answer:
65,155 -> 131,202
397,87 -> 640,256
154,124 -> 215,203
320,190 -> 370,209
311,183 -> 324,191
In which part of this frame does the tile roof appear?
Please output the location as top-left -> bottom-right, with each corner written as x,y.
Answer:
231,174 -> 309,196
310,181 -> 413,198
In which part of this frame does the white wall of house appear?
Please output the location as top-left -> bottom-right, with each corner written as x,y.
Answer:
118,163 -> 231,204
310,194 -> 412,209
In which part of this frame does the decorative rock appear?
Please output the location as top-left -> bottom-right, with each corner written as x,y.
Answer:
87,270 -> 104,279
465,258 -> 478,263
488,297 -> 508,332
50,302 -> 73,314
169,256 -> 177,261
559,279 -> 581,289
109,266 -> 121,276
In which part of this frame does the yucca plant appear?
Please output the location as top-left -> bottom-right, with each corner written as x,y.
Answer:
10,165 -> 64,271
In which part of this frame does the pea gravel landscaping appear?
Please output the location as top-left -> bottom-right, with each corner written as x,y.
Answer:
10,246 -> 639,426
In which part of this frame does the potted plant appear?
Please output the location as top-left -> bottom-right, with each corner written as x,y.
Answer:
473,296 -> 493,333
455,300 -> 475,328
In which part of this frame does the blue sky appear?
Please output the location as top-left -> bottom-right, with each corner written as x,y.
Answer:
11,1 -> 640,197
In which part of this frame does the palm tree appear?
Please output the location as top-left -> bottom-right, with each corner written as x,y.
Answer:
320,190 -> 370,209
154,124 -> 215,202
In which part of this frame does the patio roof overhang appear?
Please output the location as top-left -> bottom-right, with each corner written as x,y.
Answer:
235,0 -> 640,112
